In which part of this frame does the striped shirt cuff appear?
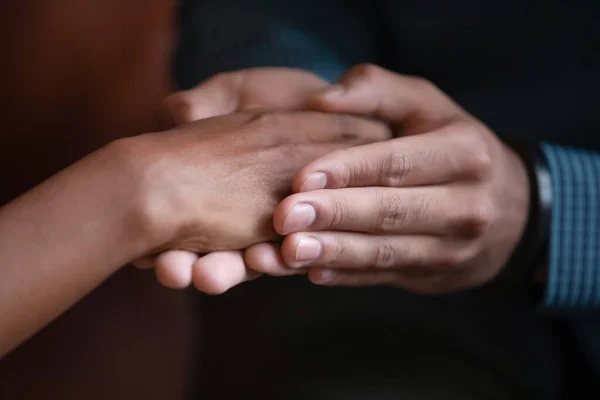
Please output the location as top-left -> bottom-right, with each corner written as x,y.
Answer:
541,143 -> 600,309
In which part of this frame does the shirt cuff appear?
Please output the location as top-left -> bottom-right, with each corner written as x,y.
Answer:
541,143 -> 600,309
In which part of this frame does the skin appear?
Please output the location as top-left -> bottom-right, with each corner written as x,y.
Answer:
256,64 -> 531,293
152,65 -> 530,296
134,68 -> 334,288
0,2 -> 371,397
0,109 -> 390,357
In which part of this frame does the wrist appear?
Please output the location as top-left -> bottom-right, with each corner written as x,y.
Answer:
500,138 -> 552,286
101,135 -> 211,257
92,137 -> 169,261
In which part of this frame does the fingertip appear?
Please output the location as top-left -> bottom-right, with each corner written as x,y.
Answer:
244,243 -> 282,272
192,251 -> 255,295
308,267 -> 337,285
155,250 -> 197,289
245,243 -> 309,276
162,91 -> 196,125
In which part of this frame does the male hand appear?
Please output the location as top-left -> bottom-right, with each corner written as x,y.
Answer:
244,64 -> 530,294
130,108 -> 390,293
159,67 -> 328,126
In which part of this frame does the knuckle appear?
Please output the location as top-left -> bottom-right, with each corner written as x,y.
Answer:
208,71 -> 232,85
376,194 -> 409,232
470,148 -> 493,178
380,151 -> 412,186
329,199 -> 350,230
355,157 -> 372,180
459,123 -> 494,178
327,237 -> 346,264
342,156 -> 372,187
326,155 -> 353,188
405,75 -> 438,95
455,196 -> 496,238
373,238 -> 397,268
348,63 -> 383,83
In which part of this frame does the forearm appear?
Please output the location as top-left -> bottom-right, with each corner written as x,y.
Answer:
0,141 -> 144,356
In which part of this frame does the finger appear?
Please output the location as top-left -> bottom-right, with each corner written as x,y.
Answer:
293,123 -> 491,192
225,68 -> 329,110
244,242 -> 308,276
275,186 -> 484,236
162,68 -> 329,125
131,256 -> 155,269
155,250 -> 197,289
244,110 -> 392,147
309,268 -> 400,287
192,251 -> 263,295
309,64 -> 466,132
308,267 -> 468,295
161,73 -> 244,124
279,231 -> 470,270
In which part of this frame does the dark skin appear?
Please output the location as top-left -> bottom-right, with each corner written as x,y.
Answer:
0,4 -> 391,399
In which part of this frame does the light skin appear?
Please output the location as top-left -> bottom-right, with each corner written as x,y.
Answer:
151,64 -> 531,295
0,108 -> 389,357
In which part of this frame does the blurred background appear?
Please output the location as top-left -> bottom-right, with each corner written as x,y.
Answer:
0,1 -> 198,398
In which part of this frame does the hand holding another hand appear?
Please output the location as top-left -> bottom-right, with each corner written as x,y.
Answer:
145,64 -> 529,296
244,65 -> 531,294
135,67 -> 368,292
129,103 -> 389,292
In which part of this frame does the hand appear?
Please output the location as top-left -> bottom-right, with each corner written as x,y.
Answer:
140,68 -> 331,290
244,64 -> 530,294
128,108 -> 390,293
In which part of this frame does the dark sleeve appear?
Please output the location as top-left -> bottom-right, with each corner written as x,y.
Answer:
173,0 -> 380,88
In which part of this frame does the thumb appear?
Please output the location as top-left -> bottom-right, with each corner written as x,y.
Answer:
309,64 -> 465,133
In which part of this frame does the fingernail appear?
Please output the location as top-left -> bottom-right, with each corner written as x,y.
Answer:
282,203 -> 316,234
295,237 -> 322,263
300,172 -> 328,192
